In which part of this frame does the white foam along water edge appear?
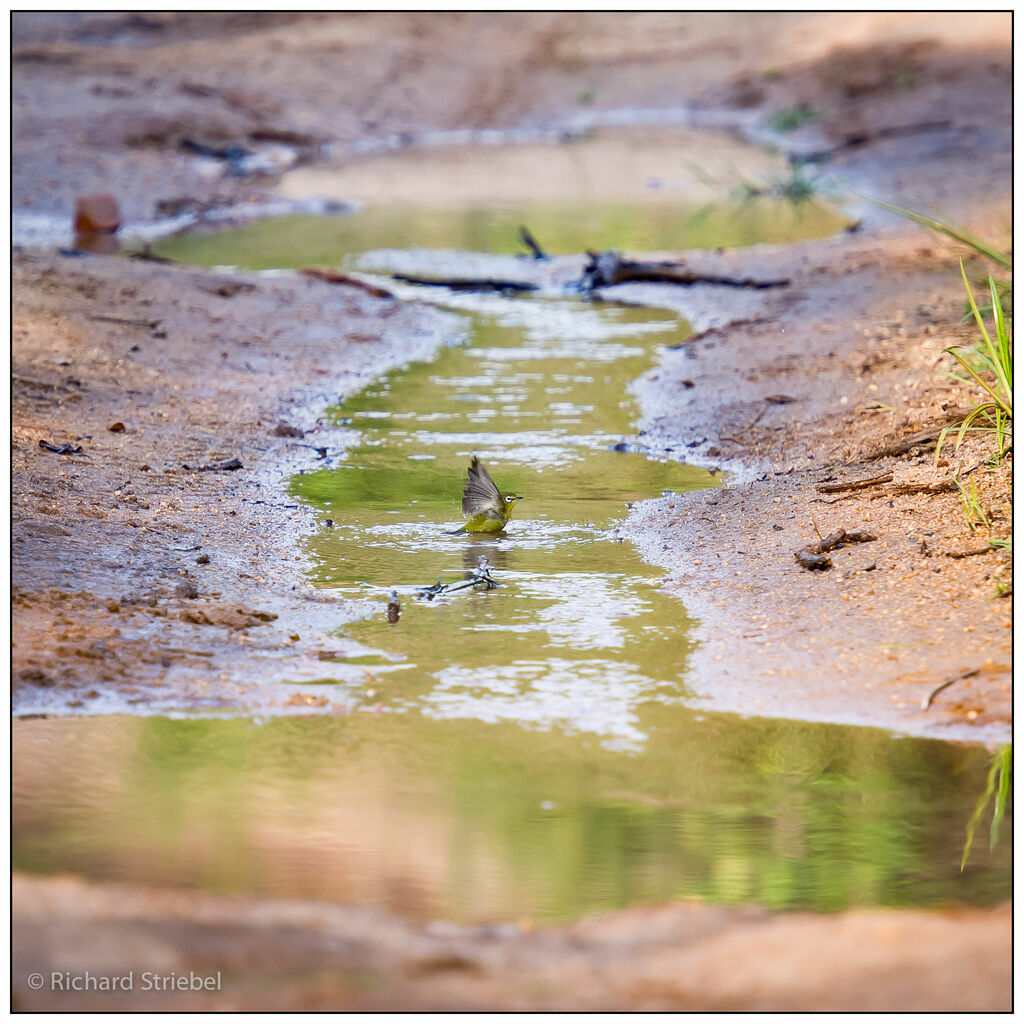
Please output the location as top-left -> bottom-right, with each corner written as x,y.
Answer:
12,196 -> 358,249
335,105 -> 773,160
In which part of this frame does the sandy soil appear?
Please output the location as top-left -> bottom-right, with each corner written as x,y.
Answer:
11,874 -> 1011,1012
11,11 -> 1012,1013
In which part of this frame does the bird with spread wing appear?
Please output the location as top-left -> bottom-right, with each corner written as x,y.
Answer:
449,457 -> 523,534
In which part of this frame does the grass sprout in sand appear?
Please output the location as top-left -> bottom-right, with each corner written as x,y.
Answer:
937,261 -> 1013,460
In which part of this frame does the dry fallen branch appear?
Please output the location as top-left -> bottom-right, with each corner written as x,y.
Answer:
88,313 -> 162,329
872,478 -> 958,498
800,120 -> 954,164
39,439 -> 86,456
301,267 -> 394,299
666,317 -> 773,349
794,528 -> 877,571
856,409 -> 973,462
794,549 -> 832,570
943,546 -> 997,560
816,472 -> 893,494
813,529 -> 878,552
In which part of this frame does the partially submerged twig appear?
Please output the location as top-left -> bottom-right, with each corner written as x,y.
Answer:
518,225 -> 549,260
130,246 -> 178,264
418,558 -> 499,600
392,274 -> 538,294
580,250 -> 790,292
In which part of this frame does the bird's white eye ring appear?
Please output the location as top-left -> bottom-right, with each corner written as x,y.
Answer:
505,495 -> 512,502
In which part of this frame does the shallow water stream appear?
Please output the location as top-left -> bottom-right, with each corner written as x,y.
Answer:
293,288 -> 713,752
14,176 -> 1010,923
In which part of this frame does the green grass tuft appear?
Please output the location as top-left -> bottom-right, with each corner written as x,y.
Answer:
767,105 -> 820,133
936,261 -> 1012,460
953,473 -> 991,531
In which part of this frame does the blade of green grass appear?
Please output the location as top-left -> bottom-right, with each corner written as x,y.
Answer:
988,275 -> 1013,397
960,259 -> 995,350
869,198 -> 1012,269
962,752 -> 1001,871
990,746 -> 1012,850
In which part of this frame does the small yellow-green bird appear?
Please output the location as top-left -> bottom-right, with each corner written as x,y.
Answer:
450,456 -> 524,534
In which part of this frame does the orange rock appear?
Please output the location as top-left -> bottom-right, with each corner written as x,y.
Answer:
73,193 -> 121,233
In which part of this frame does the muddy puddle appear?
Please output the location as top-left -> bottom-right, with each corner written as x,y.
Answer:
149,124 -> 850,263
15,154 -> 1009,924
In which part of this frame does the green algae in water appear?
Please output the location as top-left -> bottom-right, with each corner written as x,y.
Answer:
12,714 -> 1012,922
146,198 -> 848,269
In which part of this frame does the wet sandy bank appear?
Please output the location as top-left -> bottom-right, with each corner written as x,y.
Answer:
618,233 -> 1012,743
13,251 -> 463,715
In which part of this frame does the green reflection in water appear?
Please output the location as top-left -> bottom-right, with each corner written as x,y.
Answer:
147,198 -> 848,268
12,714 -> 1011,923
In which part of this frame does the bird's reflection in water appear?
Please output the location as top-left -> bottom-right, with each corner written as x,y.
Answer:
460,537 -> 511,574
